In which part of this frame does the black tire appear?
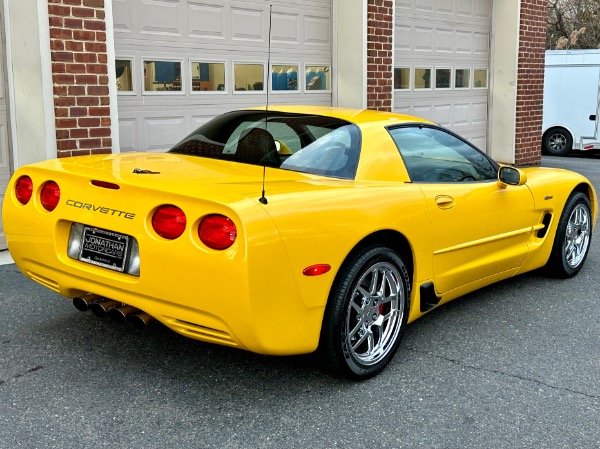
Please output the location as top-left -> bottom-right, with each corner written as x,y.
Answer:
546,191 -> 592,278
319,246 -> 411,379
542,127 -> 572,156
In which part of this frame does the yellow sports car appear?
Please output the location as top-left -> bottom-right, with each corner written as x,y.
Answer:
2,106 -> 596,379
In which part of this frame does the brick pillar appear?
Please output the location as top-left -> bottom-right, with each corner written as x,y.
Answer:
48,0 -> 111,158
366,0 -> 393,111
514,0 -> 547,165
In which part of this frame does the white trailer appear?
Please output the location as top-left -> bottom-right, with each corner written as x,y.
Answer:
543,49 -> 600,155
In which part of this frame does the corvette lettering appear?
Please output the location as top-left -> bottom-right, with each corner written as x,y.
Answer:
66,200 -> 135,219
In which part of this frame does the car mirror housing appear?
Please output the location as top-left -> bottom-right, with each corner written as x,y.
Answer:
498,166 -> 527,188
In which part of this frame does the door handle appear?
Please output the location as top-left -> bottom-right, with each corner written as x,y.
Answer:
435,195 -> 455,209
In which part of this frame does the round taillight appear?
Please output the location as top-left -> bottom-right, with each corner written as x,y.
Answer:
199,215 -> 237,250
15,176 -> 33,205
152,205 -> 187,240
41,181 -> 61,211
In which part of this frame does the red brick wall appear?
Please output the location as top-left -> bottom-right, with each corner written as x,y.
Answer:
366,0 -> 393,111
48,0 -> 111,158
514,0 -> 547,165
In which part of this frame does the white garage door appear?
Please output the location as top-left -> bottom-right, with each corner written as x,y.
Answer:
112,0 -> 332,153
0,1 -> 11,250
393,0 -> 491,151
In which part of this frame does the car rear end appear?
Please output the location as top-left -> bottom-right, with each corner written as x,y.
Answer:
2,155 -> 323,355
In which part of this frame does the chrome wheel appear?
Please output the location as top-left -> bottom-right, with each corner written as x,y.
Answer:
564,203 -> 591,268
547,191 -> 592,278
344,261 -> 404,366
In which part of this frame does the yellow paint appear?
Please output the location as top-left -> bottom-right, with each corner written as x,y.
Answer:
2,106 -> 597,355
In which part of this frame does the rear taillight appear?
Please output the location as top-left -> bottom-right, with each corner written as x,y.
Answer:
152,205 -> 186,239
15,176 -> 33,205
40,181 -> 61,211
199,215 -> 237,250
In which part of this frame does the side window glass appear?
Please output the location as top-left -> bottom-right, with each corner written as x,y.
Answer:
388,126 -> 497,182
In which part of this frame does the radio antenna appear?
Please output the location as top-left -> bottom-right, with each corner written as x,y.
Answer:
258,4 -> 272,205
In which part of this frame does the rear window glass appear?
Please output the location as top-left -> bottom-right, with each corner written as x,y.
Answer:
169,110 -> 361,179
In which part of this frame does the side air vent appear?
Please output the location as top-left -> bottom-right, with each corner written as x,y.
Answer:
537,213 -> 553,238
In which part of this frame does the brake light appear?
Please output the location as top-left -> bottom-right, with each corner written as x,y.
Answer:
199,215 -> 237,250
152,205 -> 186,239
41,181 -> 60,211
91,180 -> 120,190
15,176 -> 33,205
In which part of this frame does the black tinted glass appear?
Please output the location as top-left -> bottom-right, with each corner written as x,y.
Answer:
388,126 -> 498,182
169,110 -> 361,179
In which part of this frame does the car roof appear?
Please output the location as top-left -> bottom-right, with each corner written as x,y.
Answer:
246,105 -> 435,127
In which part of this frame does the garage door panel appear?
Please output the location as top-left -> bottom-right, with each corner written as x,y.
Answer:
437,0 -> 454,14
143,116 -> 188,152
304,16 -> 330,46
231,6 -> 264,42
188,2 -> 226,40
416,0 -> 434,12
118,118 -> 137,152
112,0 -> 134,34
114,0 -> 332,153
394,0 -> 491,152
138,0 -> 183,37
272,12 -> 299,44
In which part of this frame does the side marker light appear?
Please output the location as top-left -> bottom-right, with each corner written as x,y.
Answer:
302,264 -> 331,276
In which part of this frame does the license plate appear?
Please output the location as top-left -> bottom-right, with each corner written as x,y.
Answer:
79,226 -> 130,272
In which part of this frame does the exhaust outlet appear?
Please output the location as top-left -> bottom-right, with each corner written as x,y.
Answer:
90,299 -> 121,318
128,312 -> 154,331
109,305 -> 140,324
73,294 -> 103,312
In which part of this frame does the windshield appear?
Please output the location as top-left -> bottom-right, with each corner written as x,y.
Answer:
169,110 -> 361,179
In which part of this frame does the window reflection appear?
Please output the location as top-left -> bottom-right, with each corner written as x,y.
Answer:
305,66 -> 330,91
474,69 -> 488,88
394,68 -> 410,90
271,65 -> 299,91
414,68 -> 431,89
115,59 -> 133,92
143,60 -> 182,92
455,69 -> 471,89
191,62 -> 225,92
435,68 -> 451,89
234,64 -> 264,91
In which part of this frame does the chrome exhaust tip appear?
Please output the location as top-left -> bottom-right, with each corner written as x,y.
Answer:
73,294 -> 103,312
128,312 -> 154,331
90,299 -> 121,318
109,305 -> 140,324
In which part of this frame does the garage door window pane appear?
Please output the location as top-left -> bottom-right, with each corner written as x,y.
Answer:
306,66 -> 330,91
116,59 -> 133,92
414,68 -> 431,89
191,62 -> 225,92
394,68 -> 410,90
435,68 -> 451,89
455,68 -> 471,89
271,65 -> 299,91
144,60 -> 181,92
234,64 -> 264,91
474,69 -> 488,88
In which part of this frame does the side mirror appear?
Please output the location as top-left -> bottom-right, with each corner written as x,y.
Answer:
498,166 -> 527,189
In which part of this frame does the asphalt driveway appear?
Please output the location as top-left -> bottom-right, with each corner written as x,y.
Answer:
0,154 -> 598,448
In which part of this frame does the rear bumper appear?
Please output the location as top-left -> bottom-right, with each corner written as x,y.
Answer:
9,241 -> 325,355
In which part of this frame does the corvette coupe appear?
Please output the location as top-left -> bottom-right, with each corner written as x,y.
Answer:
2,106 -> 596,379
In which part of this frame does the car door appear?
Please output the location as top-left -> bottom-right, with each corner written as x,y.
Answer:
388,125 -> 537,294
